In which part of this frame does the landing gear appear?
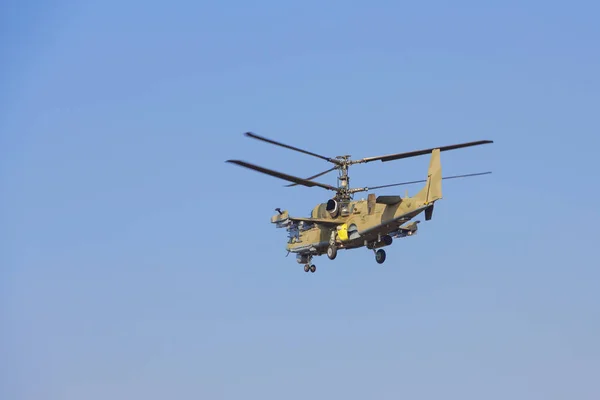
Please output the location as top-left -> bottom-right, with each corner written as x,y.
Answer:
304,264 -> 316,273
327,230 -> 338,261
327,245 -> 337,260
375,249 -> 386,264
302,254 -> 316,273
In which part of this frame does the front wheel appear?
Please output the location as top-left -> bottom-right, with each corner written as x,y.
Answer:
375,249 -> 386,264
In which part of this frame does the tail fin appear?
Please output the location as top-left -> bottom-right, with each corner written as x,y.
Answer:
414,148 -> 442,205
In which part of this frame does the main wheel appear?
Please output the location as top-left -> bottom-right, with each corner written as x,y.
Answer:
304,264 -> 310,272
375,249 -> 386,264
327,245 -> 337,260
310,264 -> 316,273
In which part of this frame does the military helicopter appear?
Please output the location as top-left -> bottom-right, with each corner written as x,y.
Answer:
227,132 -> 493,273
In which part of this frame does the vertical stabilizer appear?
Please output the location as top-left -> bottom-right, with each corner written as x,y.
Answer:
414,149 -> 442,205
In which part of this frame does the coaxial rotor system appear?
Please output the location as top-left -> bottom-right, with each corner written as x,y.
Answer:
226,132 -> 493,203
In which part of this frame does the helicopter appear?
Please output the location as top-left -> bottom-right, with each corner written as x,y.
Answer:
227,132 -> 493,273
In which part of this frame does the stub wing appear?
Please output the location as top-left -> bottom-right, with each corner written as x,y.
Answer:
271,210 -> 290,225
288,216 -> 341,227
271,210 -> 341,228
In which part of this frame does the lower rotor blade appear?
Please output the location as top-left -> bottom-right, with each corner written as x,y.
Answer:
360,171 -> 492,191
285,166 -> 337,187
226,160 -> 338,191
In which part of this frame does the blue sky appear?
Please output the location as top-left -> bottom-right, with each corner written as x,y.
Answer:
2,1 -> 599,399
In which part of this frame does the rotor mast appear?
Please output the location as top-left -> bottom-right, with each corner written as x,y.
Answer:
334,155 -> 353,202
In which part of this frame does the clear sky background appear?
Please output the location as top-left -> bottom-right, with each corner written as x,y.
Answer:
2,1 -> 599,399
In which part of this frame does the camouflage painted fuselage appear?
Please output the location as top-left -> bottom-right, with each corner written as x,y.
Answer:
272,148 -> 442,258
282,195 -> 425,255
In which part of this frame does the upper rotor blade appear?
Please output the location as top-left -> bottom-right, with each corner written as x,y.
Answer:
226,160 -> 338,191
245,132 -> 337,164
356,140 -> 494,163
356,171 -> 492,191
285,166 -> 337,187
